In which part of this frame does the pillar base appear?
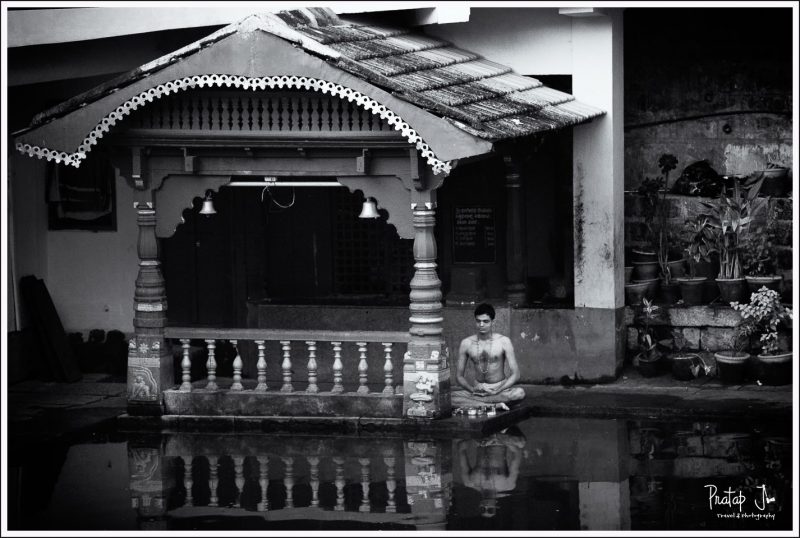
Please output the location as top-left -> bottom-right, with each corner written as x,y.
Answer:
127,333 -> 172,414
402,341 -> 452,419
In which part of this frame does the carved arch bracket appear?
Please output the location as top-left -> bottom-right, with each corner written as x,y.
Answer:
15,75 -> 452,177
154,175 -> 230,238
338,176 -> 413,240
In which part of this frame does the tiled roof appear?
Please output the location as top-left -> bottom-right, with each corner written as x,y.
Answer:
21,8 -> 604,144
285,8 -> 605,140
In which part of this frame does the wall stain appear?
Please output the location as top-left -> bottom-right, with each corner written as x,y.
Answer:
573,162 -> 585,283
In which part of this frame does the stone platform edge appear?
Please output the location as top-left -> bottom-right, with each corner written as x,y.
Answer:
116,404 -> 534,438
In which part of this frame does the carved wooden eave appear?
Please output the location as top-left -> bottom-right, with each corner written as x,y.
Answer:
12,13 -> 495,177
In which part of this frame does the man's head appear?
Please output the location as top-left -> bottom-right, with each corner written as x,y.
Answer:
474,303 -> 495,335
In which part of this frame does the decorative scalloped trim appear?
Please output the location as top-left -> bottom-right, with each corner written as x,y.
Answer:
15,74 -> 451,176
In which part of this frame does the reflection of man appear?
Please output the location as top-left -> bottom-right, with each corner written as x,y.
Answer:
458,428 -> 526,518
452,303 -> 525,408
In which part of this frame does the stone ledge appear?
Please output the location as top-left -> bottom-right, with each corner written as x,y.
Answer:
624,305 -> 741,327
115,404 -> 534,437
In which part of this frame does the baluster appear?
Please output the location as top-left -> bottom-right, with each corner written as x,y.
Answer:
357,342 -> 369,394
255,340 -> 267,392
280,341 -> 293,393
180,339 -> 192,392
331,342 -> 344,393
282,457 -> 295,508
382,343 -> 394,395
205,340 -> 218,390
257,455 -> 269,512
233,455 -> 245,507
208,455 -> 219,507
384,455 -> 396,513
231,340 -> 243,391
333,457 -> 345,511
184,457 -> 194,507
308,456 -> 320,507
358,457 -> 371,512
306,341 -> 318,393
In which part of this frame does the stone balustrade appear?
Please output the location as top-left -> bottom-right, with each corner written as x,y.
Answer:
163,327 -> 409,417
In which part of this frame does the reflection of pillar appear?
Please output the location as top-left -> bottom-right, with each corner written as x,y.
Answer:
403,440 -> 452,529
282,457 -> 295,508
128,442 -> 174,529
128,194 -> 173,414
578,480 -> 631,530
257,455 -> 269,512
359,458 -> 371,512
384,455 -> 397,513
333,457 -> 345,511
233,455 -> 245,508
183,457 -> 193,507
208,456 -> 219,507
308,457 -> 320,507
404,189 -> 451,419
503,155 -> 527,306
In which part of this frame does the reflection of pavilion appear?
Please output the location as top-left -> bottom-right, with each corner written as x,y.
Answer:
127,434 -> 451,530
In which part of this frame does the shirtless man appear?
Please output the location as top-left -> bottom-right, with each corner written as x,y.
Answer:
451,303 -> 525,408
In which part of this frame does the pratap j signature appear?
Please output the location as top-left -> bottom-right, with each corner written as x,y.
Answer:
705,484 -> 776,512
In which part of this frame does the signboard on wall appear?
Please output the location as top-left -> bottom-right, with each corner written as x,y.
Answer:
452,206 -> 496,264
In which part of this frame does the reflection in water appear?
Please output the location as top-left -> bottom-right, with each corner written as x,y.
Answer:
8,417 -> 793,530
457,427 -> 526,519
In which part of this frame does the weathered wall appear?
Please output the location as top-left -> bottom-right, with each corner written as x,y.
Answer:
624,9 -> 793,190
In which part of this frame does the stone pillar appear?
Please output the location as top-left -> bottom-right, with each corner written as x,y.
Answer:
503,155 -> 527,306
127,192 -> 172,415
403,189 -> 451,419
569,9 -> 625,310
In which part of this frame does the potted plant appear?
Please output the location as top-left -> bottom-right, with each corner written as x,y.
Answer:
713,328 -> 751,384
675,216 -> 715,306
632,298 -> 666,377
632,175 -> 663,278
699,176 -> 764,303
741,203 -> 783,294
731,287 -> 793,386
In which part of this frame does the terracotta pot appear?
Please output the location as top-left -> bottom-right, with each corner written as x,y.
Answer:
637,355 -> 661,378
633,261 -> 660,280
756,351 -> 792,386
745,275 -> 783,294
625,266 -> 634,283
714,351 -> 750,384
625,282 -> 650,306
675,277 -> 706,306
757,168 -> 790,197
666,259 -> 686,278
672,354 -> 703,381
632,249 -> 658,263
633,278 -> 660,300
658,281 -> 681,304
716,278 -> 747,304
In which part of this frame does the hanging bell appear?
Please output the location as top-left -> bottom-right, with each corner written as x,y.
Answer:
199,192 -> 216,215
358,197 -> 379,219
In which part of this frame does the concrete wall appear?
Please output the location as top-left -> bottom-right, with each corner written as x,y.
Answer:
8,152 -> 138,335
624,8 -> 793,190
425,8 -> 573,75
46,174 -> 138,334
